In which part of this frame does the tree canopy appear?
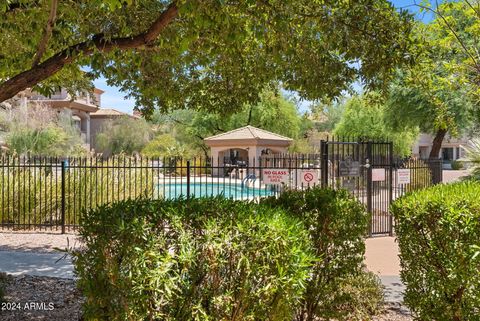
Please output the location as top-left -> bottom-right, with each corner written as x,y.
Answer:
150,89 -> 310,156
334,94 -> 418,157
0,0 -> 414,115
384,1 -> 480,158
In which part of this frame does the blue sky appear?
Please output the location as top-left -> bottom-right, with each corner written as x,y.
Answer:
94,0 -> 434,114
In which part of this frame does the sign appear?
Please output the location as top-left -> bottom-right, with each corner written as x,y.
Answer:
300,169 -> 318,185
262,169 -> 290,184
397,169 -> 411,185
372,168 -> 386,182
342,178 -> 356,191
339,160 -> 360,177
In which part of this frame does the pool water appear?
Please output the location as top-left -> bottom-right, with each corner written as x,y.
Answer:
161,183 -> 275,200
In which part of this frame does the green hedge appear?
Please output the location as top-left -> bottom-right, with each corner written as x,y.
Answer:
261,187 -> 372,320
392,181 -> 480,321
73,197 -> 314,321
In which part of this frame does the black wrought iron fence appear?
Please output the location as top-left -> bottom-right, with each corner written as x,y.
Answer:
0,155 -> 323,232
0,151 -> 444,233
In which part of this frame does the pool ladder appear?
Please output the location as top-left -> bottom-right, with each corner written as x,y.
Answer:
241,174 -> 256,189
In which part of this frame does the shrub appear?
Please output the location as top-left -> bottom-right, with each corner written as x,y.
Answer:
451,159 -> 464,170
73,197 -> 314,321
332,270 -> 385,320
462,138 -> 480,179
261,187 -> 371,320
95,116 -> 152,157
391,181 -> 480,321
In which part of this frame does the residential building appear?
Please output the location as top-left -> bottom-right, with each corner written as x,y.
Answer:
22,87 -> 104,149
5,88 -> 138,152
412,133 -> 473,166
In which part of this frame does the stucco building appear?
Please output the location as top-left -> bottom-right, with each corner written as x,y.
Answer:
204,125 -> 293,176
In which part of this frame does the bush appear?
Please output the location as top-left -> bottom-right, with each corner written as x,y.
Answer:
95,116 -> 152,157
73,197 -> 314,321
451,159 -> 464,170
391,181 -> 480,321
261,187 -> 371,320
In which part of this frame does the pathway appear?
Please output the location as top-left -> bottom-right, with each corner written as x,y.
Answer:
365,236 -> 405,304
0,250 -> 74,279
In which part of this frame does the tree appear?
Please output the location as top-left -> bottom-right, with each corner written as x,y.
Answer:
334,94 -> 418,157
150,89 -> 307,156
0,1 -> 414,115
309,99 -> 346,133
385,2 -> 480,159
95,116 -> 152,156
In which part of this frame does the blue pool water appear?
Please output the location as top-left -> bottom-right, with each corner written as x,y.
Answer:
161,183 -> 275,200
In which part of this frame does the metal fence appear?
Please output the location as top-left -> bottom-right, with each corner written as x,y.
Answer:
0,149 -> 443,233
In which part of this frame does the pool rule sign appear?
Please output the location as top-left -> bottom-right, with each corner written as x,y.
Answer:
300,169 -> 318,185
262,169 -> 290,184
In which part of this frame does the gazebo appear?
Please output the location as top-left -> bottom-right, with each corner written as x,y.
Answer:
204,125 -> 293,175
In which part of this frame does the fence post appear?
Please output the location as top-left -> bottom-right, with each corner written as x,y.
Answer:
388,142 -> 394,237
186,160 -> 191,200
61,160 -> 66,234
320,140 -> 328,188
366,141 -> 373,237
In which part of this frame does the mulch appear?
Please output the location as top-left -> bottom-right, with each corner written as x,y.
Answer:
0,273 -> 412,321
0,274 -> 83,321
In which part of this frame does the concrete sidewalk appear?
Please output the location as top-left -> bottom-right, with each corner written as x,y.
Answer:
0,250 -> 74,279
365,236 -> 405,304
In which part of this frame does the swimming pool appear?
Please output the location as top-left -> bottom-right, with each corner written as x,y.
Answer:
160,182 -> 275,200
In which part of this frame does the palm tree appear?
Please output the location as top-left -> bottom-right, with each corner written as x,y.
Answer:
461,138 -> 480,179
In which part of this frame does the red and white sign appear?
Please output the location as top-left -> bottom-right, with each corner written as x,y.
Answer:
397,169 -> 411,185
300,169 -> 318,185
262,169 -> 290,184
372,168 -> 386,182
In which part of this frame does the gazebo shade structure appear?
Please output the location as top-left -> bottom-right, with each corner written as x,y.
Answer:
204,125 -> 292,176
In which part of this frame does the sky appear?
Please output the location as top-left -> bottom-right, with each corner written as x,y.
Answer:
93,0 -> 435,115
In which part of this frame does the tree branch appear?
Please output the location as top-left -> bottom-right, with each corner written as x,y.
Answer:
0,2 -> 178,103
414,0 -> 480,69
32,0 -> 59,67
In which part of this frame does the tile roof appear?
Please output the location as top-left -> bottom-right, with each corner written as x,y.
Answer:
204,125 -> 292,141
90,108 -> 139,118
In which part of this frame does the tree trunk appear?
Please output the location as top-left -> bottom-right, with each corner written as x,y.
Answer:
0,2 -> 178,102
429,128 -> 447,159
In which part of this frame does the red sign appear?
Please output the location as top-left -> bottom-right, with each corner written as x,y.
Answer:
262,169 -> 290,184
300,169 -> 318,185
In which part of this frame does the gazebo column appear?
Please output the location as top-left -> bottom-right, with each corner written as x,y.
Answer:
210,147 -> 221,177
247,147 -> 262,179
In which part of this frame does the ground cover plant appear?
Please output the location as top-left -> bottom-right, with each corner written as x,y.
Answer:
73,197 -> 314,321
392,181 -> 480,321
261,187 -> 377,320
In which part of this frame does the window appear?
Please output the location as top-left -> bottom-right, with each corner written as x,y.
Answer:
442,148 -> 454,161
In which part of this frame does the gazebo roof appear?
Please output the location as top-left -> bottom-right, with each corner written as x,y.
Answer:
204,125 -> 292,142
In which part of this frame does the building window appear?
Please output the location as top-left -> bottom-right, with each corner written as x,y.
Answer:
441,148 -> 454,161
456,147 -> 460,159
